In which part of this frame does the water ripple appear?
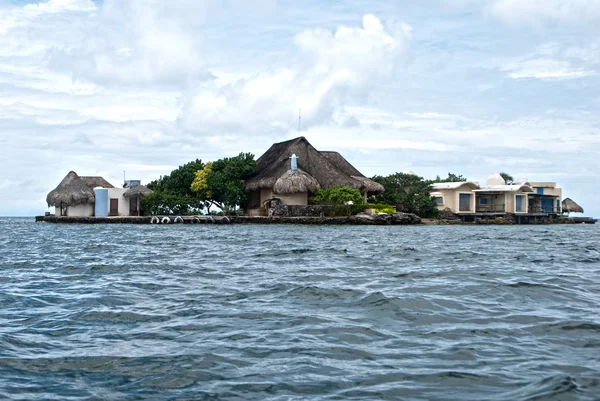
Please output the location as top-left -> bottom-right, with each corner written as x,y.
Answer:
0,218 -> 599,400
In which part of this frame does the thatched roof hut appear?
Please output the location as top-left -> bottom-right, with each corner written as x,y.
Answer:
123,185 -> 153,198
562,198 -> 584,213
273,169 -> 320,194
46,171 -> 95,207
80,176 -> 114,189
245,137 -> 384,194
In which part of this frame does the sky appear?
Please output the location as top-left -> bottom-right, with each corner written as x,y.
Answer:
0,0 -> 599,217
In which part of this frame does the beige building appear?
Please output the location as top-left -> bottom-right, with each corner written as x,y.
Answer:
245,137 -> 384,215
431,174 -> 563,215
473,174 -> 533,214
431,182 -> 480,214
527,182 -> 562,213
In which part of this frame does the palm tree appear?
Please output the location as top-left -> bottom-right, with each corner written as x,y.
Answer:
499,172 -> 514,185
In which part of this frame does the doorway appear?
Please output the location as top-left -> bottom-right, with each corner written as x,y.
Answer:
109,199 -> 119,216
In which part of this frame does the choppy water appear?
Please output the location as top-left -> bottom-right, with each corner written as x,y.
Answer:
0,218 -> 599,400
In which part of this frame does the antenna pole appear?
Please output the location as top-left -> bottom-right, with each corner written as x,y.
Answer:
298,108 -> 301,134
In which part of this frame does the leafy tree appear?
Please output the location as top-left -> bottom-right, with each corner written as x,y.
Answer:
500,172 -> 514,185
144,159 -> 205,214
191,162 -> 213,198
142,190 -> 193,216
432,173 -> 467,183
191,153 -> 257,214
312,186 -> 364,205
371,173 -> 437,217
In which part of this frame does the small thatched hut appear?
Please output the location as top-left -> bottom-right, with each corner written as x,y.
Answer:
80,176 -> 115,190
46,171 -> 96,216
562,198 -> 584,214
273,169 -> 321,205
245,137 -> 384,213
123,185 -> 153,216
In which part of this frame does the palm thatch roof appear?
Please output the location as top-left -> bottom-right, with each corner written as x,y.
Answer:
123,185 -> 153,198
80,176 -> 114,189
320,151 -> 384,193
273,169 -> 321,194
46,171 -> 95,207
245,137 -> 384,194
562,198 -> 584,213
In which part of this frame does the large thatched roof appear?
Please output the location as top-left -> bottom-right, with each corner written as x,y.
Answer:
124,185 -> 153,198
246,137 -> 384,194
562,198 -> 584,213
46,171 -> 95,207
273,169 -> 320,195
320,151 -> 384,193
80,176 -> 114,189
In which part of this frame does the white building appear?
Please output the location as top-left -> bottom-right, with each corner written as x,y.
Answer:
46,171 -> 151,217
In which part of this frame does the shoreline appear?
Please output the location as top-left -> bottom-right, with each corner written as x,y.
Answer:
34,215 -> 597,225
34,214 -> 421,225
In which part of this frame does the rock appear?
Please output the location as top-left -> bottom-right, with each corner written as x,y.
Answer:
391,213 -> 422,225
351,213 -> 376,225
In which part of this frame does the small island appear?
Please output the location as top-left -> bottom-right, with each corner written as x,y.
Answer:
37,137 -> 595,225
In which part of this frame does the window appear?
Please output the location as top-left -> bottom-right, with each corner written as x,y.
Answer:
433,196 -> 443,205
459,194 -> 471,212
515,195 -> 524,212
536,187 -> 544,195
479,198 -> 488,205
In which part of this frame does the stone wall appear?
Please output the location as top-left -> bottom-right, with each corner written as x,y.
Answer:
270,205 -> 324,217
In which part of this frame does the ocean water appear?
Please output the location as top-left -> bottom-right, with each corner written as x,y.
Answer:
0,217 -> 599,401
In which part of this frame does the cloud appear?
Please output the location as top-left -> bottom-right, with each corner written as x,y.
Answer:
486,0 -> 600,25
178,14 -> 412,136
23,0 -> 95,13
502,58 -> 595,80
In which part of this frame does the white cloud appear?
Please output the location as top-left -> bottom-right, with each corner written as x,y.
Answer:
502,58 -> 595,79
178,14 -> 412,135
23,0 -> 95,13
487,0 -> 600,25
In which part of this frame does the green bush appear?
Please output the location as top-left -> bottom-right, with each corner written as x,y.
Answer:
312,186 -> 364,205
375,207 -> 396,214
314,203 -> 397,217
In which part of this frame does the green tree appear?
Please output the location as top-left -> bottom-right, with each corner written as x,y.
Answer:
191,162 -> 213,198
144,159 -> 205,215
432,173 -> 467,183
371,173 -> 437,217
500,172 -> 514,184
191,153 -> 257,214
312,186 -> 364,205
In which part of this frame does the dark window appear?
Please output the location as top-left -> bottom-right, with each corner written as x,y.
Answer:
516,195 -> 524,212
459,194 -> 471,211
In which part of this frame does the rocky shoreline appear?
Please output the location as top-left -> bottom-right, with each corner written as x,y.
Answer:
35,213 -> 422,225
34,213 -> 596,225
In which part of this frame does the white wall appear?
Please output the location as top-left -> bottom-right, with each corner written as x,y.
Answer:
432,186 -> 476,213
107,188 -> 130,216
66,203 -> 94,217
278,192 -> 308,206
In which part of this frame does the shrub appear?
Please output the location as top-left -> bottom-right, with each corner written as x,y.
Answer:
312,186 -> 364,205
376,207 -> 396,214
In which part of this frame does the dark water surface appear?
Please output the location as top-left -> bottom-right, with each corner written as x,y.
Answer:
1,218 -> 599,400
